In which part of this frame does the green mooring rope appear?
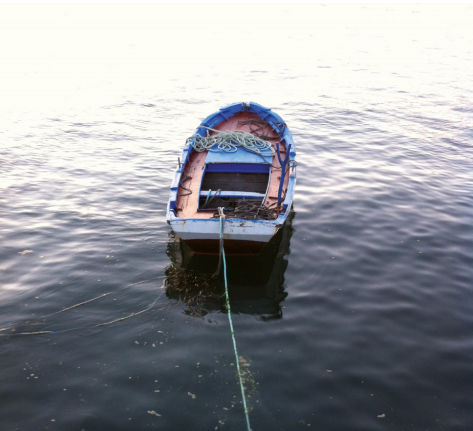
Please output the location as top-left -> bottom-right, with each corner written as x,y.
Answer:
218,208 -> 252,431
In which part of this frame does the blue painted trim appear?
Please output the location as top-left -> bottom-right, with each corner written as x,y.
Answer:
205,163 -> 270,174
205,147 -> 272,165
197,101 -> 296,157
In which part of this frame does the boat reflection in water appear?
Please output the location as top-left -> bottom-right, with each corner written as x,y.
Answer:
165,210 -> 295,321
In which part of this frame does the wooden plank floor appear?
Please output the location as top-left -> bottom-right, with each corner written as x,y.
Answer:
175,112 -> 289,219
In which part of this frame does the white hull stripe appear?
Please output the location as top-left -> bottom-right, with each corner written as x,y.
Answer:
170,220 -> 278,242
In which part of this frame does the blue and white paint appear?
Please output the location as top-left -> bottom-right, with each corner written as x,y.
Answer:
167,102 -> 297,250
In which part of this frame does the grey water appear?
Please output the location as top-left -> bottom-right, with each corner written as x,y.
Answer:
1,4 -> 472,431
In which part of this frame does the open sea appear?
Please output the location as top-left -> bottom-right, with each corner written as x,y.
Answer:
1,4 -> 472,431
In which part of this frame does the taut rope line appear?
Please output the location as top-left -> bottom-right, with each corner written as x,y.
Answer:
218,207 -> 252,431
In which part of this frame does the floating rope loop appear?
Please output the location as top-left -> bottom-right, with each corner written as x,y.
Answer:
187,126 -> 274,156
0,277 -> 166,336
218,208 -> 252,431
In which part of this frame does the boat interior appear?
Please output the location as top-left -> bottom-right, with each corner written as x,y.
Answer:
175,112 -> 289,219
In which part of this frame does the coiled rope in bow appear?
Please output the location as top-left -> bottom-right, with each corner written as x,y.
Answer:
187,126 -> 274,155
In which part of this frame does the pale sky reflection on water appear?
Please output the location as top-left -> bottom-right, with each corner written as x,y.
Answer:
0,4 -> 471,114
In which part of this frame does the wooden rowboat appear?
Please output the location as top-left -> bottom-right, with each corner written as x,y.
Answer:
166,102 -> 296,255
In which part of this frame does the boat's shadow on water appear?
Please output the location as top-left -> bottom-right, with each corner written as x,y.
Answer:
165,210 -> 295,321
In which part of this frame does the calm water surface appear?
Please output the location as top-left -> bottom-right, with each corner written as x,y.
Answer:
1,5 -> 472,431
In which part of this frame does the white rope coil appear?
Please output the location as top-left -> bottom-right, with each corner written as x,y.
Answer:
187,126 -> 274,155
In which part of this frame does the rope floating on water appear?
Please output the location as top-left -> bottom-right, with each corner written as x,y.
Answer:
0,277 -> 166,336
3,233 -> 254,430
2,244 -> 253,427
44,277 -> 165,320
218,207 -> 252,431
187,126 -> 274,155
